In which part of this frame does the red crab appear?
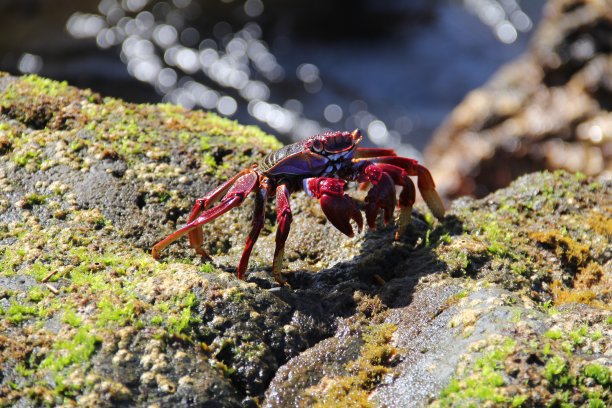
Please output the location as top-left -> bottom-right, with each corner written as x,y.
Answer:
152,129 -> 445,283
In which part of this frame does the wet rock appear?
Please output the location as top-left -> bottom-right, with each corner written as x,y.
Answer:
1,73 -> 610,407
425,0 -> 612,198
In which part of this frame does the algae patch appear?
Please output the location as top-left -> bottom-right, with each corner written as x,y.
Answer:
306,323 -> 399,408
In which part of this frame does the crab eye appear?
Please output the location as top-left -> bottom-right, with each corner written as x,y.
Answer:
311,139 -> 324,153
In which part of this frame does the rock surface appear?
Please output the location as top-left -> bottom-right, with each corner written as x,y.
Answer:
0,73 -> 610,407
425,0 -> 612,198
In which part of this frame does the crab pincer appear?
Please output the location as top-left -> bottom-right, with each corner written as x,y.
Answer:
306,177 -> 363,237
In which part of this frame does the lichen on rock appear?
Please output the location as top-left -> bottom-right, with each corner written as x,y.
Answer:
0,73 -> 610,407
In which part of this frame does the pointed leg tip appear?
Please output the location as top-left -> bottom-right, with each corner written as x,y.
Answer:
395,206 -> 412,240
151,244 -> 163,260
272,268 -> 287,286
421,189 -> 445,221
272,248 -> 287,285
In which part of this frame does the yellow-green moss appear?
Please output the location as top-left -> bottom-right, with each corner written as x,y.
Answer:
310,323 -> 398,408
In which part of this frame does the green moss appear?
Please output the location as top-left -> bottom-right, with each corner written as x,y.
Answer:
166,292 -> 199,335
590,330 -> 603,341
545,355 -> 573,387
434,337 -> 516,407
21,75 -> 70,97
13,150 -> 40,168
545,329 -> 563,340
199,263 -> 216,274
6,302 -> 39,324
583,364 -> 610,386
61,309 -> 83,328
22,193 -> 47,207
589,396 -> 606,408
443,290 -> 470,309
15,362 -> 35,377
26,261 -> 54,282
569,326 -> 588,347
151,315 -> 164,326
40,326 -> 102,372
28,286 -> 45,302
481,219 -> 511,256
151,292 -> 201,336
96,297 -> 137,327
511,394 -> 528,407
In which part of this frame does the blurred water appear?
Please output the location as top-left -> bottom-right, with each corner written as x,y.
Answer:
5,0 -> 545,156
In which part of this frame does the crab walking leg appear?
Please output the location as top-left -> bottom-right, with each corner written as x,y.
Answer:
362,163 -> 417,239
354,157 -> 445,220
151,171 -> 259,259
355,163 -> 397,228
354,149 -> 398,190
305,177 -> 363,237
186,168 -> 253,257
397,173 -> 416,239
354,147 -> 397,159
272,183 -> 292,284
236,184 -> 268,279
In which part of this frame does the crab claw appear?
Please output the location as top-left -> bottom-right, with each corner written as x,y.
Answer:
320,193 -> 363,237
307,177 -> 363,237
365,172 -> 396,228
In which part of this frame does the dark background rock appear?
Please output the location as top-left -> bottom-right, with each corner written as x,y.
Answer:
425,0 -> 612,198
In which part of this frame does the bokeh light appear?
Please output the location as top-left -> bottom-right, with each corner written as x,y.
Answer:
62,0 -> 537,151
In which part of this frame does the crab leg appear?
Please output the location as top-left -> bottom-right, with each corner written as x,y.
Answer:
354,147 -> 397,159
186,168 -> 253,258
362,163 -> 417,239
236,183 -> 268,279
354,157 -> 445,220
305,177 -> 363,237
358,165 -> 397,228
152,171 -> 259,259
272,183 -> 292,284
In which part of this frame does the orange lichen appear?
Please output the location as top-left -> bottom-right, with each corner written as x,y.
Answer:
574,262 -> 604,289
529,231 -> 590,268
587,209 -> 612,237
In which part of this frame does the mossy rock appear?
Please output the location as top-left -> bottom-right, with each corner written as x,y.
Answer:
0,73 -> 610,407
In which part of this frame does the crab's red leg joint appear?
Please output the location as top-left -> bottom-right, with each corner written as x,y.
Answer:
306,178 -> 363,237
237,183 -> 268,280
272,184 -> 292,285
151,171 -> 259,260
185,169 -> 252,259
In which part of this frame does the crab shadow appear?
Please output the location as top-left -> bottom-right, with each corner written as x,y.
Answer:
245,212 -> 465,331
